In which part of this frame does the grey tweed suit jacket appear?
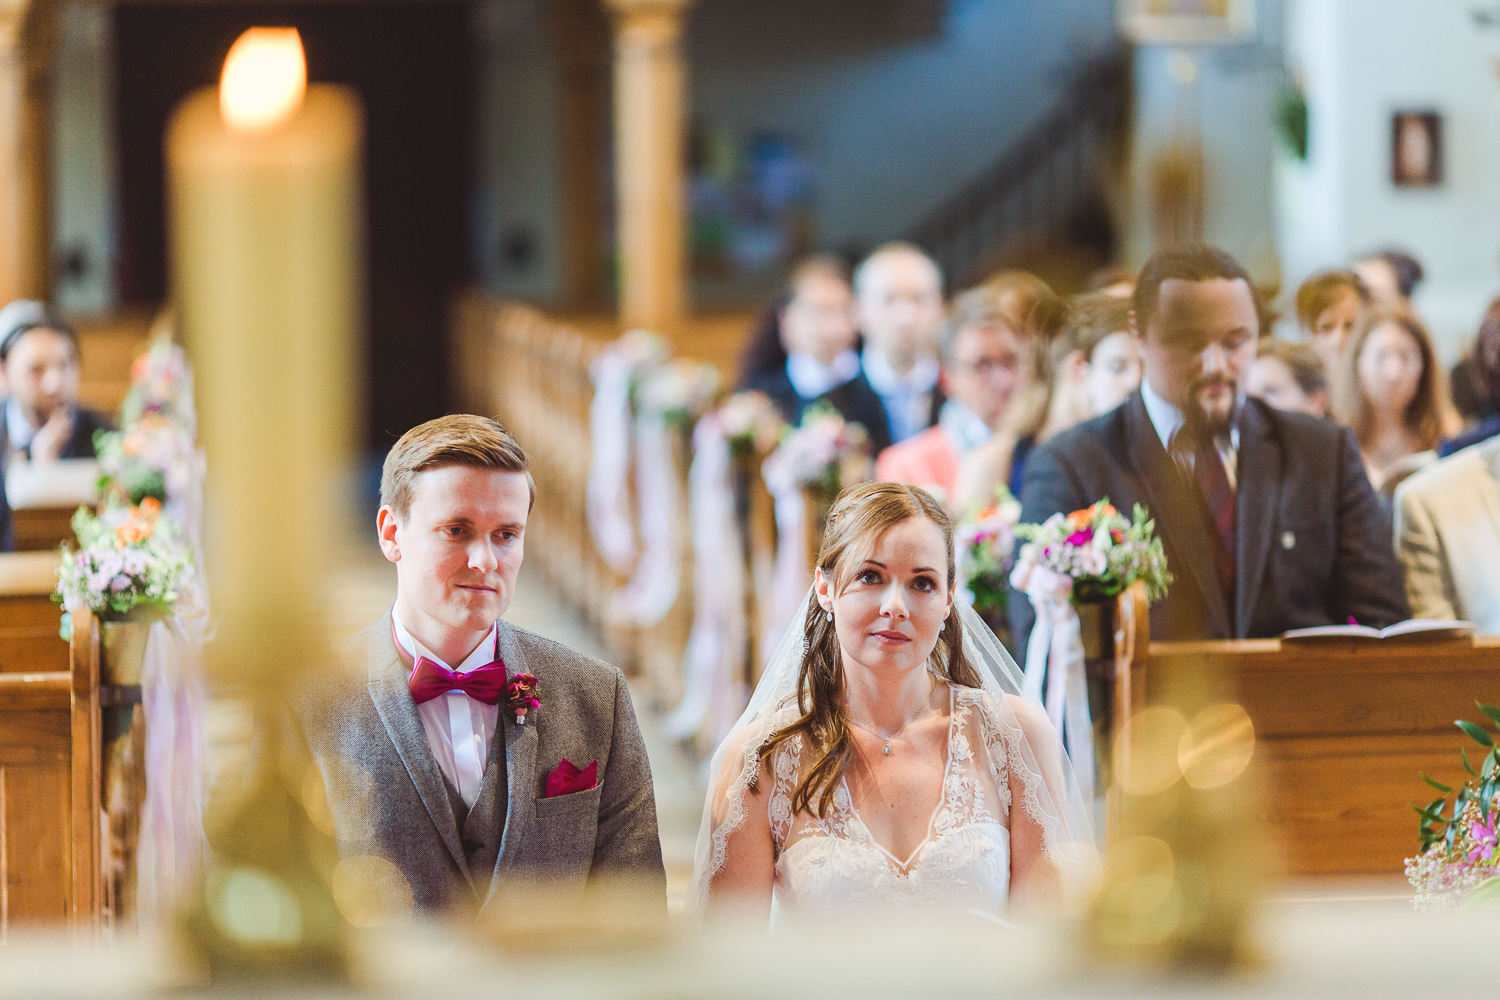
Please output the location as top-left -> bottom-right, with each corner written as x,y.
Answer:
291,612 -> 667,919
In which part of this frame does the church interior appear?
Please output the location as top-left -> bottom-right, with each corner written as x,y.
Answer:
3,0 -> 1500,994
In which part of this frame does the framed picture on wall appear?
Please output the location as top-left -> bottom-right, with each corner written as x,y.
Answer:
1391,111 -> 1443,188
1117,0 -> 1256,44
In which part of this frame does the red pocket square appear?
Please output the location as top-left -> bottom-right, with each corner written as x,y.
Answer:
544,758 -> 598,798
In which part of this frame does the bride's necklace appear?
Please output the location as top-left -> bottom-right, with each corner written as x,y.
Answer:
847,680 -> 936,756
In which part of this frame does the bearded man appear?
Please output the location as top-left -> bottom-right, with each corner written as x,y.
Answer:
1011,245 -> 1408,646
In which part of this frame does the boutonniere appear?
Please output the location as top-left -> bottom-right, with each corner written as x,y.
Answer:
506,673 -> 540,726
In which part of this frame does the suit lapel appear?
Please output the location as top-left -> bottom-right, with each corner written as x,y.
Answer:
365,614 -> 474,888
1123,395 -> 1233,637
484,620 -> 538,905
1234,402 -> 1280,638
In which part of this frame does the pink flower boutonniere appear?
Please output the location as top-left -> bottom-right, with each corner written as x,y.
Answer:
506,673 -> 540,726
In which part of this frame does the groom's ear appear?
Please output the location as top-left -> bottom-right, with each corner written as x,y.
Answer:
376,505 -> 402,563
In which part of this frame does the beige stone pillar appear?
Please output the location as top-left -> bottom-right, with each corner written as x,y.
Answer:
0,0 -> 49,305
552,0 -> 608,311
604,0 -> 692,333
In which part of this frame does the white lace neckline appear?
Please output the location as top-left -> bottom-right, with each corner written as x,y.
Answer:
839,686 -> 958,875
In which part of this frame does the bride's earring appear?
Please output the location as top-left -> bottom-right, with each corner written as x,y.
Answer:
825,610 -> 833,623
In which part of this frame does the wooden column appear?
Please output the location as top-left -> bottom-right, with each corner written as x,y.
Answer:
604,0 -> 691,333
551,0 -> 608,311
0,0 -> 50,304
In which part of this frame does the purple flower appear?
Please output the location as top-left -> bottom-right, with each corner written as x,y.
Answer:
1469,811 -> 1498,863
1066,530 -> 1093,547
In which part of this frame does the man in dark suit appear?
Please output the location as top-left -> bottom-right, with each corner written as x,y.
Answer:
0,301 -> 114,467
0,464 -> 11,552
1011,245 -> 1409,647
744,256 -> 892,453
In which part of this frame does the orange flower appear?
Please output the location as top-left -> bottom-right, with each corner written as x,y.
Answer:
116,522 -> 151,545
137,497 -> 162,519
1066,508 -> 1092,528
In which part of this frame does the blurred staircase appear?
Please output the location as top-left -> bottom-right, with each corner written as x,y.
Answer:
904,44 -> 1131,290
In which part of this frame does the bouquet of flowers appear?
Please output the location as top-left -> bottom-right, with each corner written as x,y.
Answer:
54,499 -> 192,636
634,357 -> 721,427
94,411 -> 197,506
761,404 -> 872,497
1011,499 -> 1172,604
1406,703 -> 1500,910
955,486 -> 1022,618
121,331 -> 196,429
717,390 -> 787,454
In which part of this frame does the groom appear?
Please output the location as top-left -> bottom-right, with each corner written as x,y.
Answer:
293,415 -> 665,918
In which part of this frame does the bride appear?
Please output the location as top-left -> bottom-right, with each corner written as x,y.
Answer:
688,482 -> 1093,923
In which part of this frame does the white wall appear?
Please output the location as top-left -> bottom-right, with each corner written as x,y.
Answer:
1277,0 -> 1500,356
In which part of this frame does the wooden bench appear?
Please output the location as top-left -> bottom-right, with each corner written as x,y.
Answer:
0,552 -> 102,932
9,505 -> 79,554
1110,591 -> 1500,876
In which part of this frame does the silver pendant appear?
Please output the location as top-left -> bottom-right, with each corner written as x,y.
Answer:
882,741 -> 891,755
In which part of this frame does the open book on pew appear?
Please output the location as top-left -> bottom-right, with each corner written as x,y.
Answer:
1281,619 -> 1476,643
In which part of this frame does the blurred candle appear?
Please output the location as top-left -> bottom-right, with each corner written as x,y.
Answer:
166,29 -> 364,684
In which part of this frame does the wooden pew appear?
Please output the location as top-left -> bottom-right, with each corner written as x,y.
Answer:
0,553 -> 102,931
10,505 -> 79,553
1110,597 -> 1500,876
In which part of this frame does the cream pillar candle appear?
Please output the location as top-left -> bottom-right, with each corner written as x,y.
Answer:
166,30 -> 363,685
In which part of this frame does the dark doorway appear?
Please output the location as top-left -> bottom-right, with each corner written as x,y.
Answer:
114,2 -> 474,453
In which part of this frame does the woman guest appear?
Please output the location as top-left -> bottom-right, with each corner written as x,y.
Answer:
1295,270 -> 1369,376
950,293 -> 1141,512
692,482 -> 1090,922
1335,309 -> 1449,493
1245,339 -> 1330,418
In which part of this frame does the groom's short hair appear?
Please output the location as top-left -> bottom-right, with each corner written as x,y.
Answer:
381,414 -> 535,519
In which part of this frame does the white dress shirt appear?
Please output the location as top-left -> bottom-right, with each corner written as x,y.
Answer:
1140,377 -> 1241,489
392,607 -> 500,808
937,398 -> 992,456
5,398 -> 36,453
862,345 -> 940,443
785,349 -> 861,400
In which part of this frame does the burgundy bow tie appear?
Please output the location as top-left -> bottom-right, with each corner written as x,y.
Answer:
408,656 -> 508,705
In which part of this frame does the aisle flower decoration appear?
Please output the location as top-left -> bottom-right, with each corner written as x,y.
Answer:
718,390 -> 786,455
634,357 -> 721,427
1009,498 -> 1172,805
121,331 -> 196,428
94,411 -> 197,506
955,485 -> 1022,619
54,499 -> 192,638
1406,701 -> 1500,910
761,404 -> 872,497
1011,499 -> 1172,605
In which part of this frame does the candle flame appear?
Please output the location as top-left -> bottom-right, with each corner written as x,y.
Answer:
219,28 -> 307,132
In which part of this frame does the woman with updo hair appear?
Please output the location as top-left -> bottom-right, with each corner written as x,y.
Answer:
689,482 -> 1092,924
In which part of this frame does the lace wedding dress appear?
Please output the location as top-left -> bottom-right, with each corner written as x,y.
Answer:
687,591 -> 1093,923
770,686 -> 1013,915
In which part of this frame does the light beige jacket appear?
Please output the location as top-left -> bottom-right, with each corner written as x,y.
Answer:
1394,436 -> 1500,634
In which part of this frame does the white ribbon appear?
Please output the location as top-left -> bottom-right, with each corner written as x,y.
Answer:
586,351 -> 638,575
607,411 -> 681,626
1011,562 -> 1096,804
133,579 -> 210,941
761,469 -> 809,668
664,417 -> 749,741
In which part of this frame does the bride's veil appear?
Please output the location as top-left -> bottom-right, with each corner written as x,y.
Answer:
685,586 -> 1098,921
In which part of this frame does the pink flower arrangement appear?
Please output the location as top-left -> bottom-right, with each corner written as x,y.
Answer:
1010,499 -> 1172,604
955,487 -> 1022,618
1407,702 -> 1500,909
761,404 -> 872,496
